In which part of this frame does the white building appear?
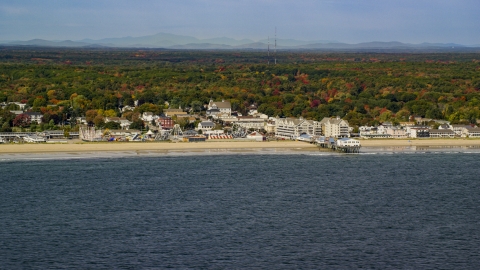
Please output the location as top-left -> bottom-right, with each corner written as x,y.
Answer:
320,117 -> 350,138
25,112 -> 43,124
207,100 -> 231,116
236,116 -> 266,130
466,128 -> 480,138
246,131 -> 265,141
275,117 -> 322,140
336,138 -> 361,147
429,129 -> 455,138
141,112 -> 157,122
197,121 -> 215,132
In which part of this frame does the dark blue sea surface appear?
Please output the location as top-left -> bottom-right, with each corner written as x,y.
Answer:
1,153 -> 479,269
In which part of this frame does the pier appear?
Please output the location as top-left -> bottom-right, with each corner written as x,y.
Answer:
315,137 -> 361,153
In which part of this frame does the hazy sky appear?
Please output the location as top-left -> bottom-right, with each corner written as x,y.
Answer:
1,0 -> 479,44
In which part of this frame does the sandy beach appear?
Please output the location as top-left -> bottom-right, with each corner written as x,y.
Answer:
1,138 -> 480,155
0,140 -> 319,154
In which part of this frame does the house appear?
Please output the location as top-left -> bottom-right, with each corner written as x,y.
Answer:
429,129 -> 455,138
438,124 -> 452,130
197,121 -> 215,132
451,125 -> 474,137
275,117 -> 322,140
10,110 -> 24,116
183,129 -> 199,137
141,112 -> 156,122
466,128 -> 480,138
121,105 -> 134,112
399,122 -> 416,127
409,127 -> 430,138
76,117 -> 88,125
265,122 -> 276,134
164,109 -> 188,117
104,117 -> 132,129
236,116 -> 266,130
176,115 -> 196,123
156,117 -> 174,130
386,127 -> 407,139
207,99 -> 231,116
25,112 -> 43,124
320,116 -> 350,138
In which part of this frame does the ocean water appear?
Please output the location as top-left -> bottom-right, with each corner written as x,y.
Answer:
1,152 -> 479,269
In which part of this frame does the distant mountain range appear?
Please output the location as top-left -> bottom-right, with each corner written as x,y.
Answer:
1,32 -> 478,51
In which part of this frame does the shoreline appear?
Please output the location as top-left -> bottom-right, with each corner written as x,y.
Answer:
1,139 -> 480,155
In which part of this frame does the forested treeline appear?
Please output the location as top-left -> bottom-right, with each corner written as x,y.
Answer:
1,47 -> 480,131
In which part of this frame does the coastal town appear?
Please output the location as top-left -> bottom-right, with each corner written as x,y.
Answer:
1,99 -> 479,148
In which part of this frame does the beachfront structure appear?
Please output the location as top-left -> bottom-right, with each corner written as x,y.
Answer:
236,116 -> 265,130
466,128 -> 480,138
320,117 -> 350,138
386,127 -> 407,138
246,131 -> 265,141
409,127 -> 430,138
451,125 -> 474,137
197,121 -> 215,132
23,135 -> 46,143
265,122 -> 276,134
207,99 -> 231,116
336,138 -> 361,147
275,117 -> 322,140
429,129 -> 455,138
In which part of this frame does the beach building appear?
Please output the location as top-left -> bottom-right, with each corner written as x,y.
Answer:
207,99 -> 231,116
409,127 -> 430,138
386,127 -> 407,138
296,133 -> 314,142
236,116 -> 266,130
336,138 -> 361,147
429,129 -> 455,138
466,128 -> 480,138
275,117 -> 322,140
197,121 -> 215,132
265,122 -> 276,134
451,125 -> 474,137
246,131 -> 265,141
320,116 -> 350,138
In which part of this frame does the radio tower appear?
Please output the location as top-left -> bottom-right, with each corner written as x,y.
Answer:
274,27 -> 277,65
267,36 -> 270,65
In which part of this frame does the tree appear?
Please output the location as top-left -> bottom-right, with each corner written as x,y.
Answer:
104,121 -> 121,129
129,119 -> 144,130
191,100 -> 203,113
13,114 -> 31,128
93,115 -> 105,128
1,122 -> 12,132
